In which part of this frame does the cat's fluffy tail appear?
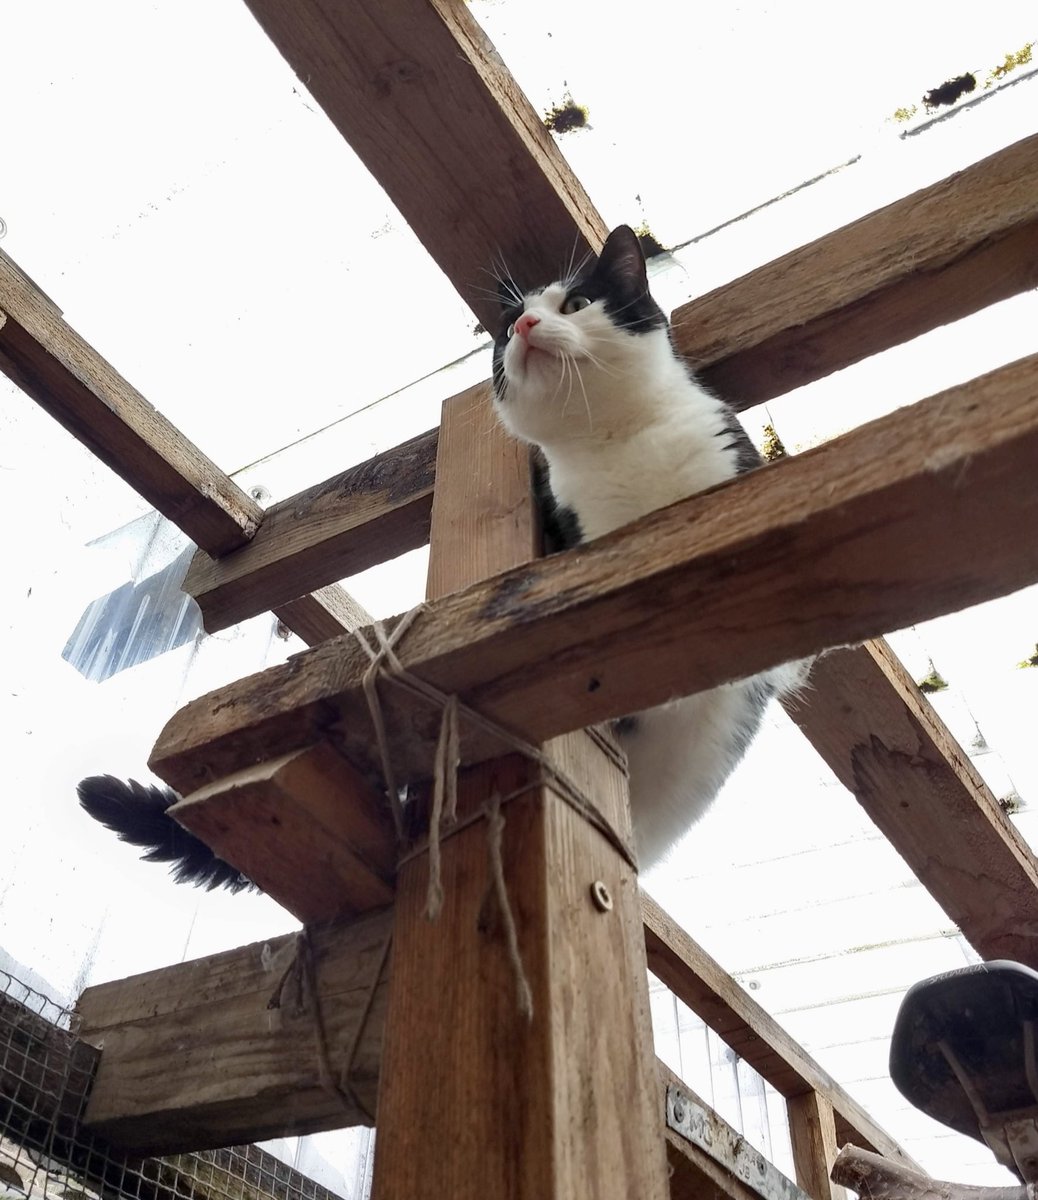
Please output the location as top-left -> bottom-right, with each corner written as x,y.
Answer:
77,775 -> 256,893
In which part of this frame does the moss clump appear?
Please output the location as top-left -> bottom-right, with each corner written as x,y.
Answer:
634,221 -> 666,258
917,669 -> 949,694
987,43 -> 1034,87
761,423 -> 788,462
923,73 -> 977,110
892,104 -> 918,123
1016,644 -> 1038,669
544,95 -> 589,134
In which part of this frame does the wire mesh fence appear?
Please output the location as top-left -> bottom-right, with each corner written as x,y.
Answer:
0,968 -> 351,1200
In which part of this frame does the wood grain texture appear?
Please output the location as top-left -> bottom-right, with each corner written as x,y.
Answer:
78,908 -> 393,1153
168,743 -> 397,924
149,355 -> 1038,802
788,1092 -> 847,1200
786,640 -> 1038,966
273,584 -> 375,645
0,257 -> 261,557
186,428 -> 437,632
642,896 -> 914,1167
242,0 -> 606,331
677,134 -> 1038,406
370,387 -> 667,1199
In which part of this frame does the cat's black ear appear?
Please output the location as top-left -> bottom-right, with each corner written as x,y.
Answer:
595,226 -> 648,293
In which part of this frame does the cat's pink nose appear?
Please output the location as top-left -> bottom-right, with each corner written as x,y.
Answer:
514,312 -> 540,341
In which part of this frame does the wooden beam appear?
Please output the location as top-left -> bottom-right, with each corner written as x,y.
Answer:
75,899 -> 909,1163
0,254 -> 262,558
186,427 -> 438,633
788,1092 -> 847,1200
641,895 -> 915,1167
168,743 -> 396,924
369,385 -> 667,1198
78,907 -> 393,1153
149,355 -> 1038,802
272,584 -> 374,645
677,134 -> 1038,406
786,639 -> 1038,967
242,0 -> 606,331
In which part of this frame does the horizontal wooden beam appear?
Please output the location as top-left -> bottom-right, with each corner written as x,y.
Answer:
243,0 -> 606,331
77,901 -> 909,1165
679,133 -> 1038,406
642,896 -> 914,1167
185,427 -> 437,633
787,639 -> 1038,967
0,253 -> 262,558
150,354 -> 1038,799
77,907 -> 394,1153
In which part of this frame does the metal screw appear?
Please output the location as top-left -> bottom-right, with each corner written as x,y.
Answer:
672,1097 -> 687,1124
590,880 -> 613,912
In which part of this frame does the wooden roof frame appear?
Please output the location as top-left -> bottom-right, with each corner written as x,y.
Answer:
4,1 -> 1038,1196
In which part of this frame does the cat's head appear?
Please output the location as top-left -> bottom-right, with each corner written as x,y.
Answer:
491,225 -> 669,446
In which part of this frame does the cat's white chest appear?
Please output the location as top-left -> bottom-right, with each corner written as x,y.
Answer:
548,404 -> 738,541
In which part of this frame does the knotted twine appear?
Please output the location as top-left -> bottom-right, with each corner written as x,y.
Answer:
352,604 -> 638,1021
274,601 -> 638,1107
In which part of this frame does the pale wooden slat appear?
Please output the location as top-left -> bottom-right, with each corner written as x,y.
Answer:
0,255 -> 262,557
679,134 -> 1038,406
242,0 -> 606,331
788,1092 -> 847,1200
786,639 -> 1038,967
185,427 -> 437,632
149,355 -> 1038,803
642,896 -> 914,1167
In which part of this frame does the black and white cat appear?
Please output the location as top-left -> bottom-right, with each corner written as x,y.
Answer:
78,224 -> 806,887
491,224 -> 807,866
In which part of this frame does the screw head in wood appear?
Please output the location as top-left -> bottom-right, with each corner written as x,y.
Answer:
590,880 -> 613,912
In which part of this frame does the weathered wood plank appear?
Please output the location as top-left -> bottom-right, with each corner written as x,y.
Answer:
149,355 -> 1038,803
272,584 -> 374,645
370,386 -> 667,1198
78,907 -> 393,1152
788,1092 -> 847,1200
0,257 -> 262,558
786,639 -> 1038,967
186,428 -> 438,633
168,743 -> 396,924
74,897 -> 908,1163
242,0 -> 606,331
679,134 -> 1038,405
642,895 -> 915,1167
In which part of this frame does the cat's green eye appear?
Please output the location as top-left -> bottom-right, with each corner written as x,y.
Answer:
561,294 -> 591,315
506,322 -> 515,338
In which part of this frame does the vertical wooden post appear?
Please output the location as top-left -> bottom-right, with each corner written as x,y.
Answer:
788,1091 -> 847,1200
370,385 -> 668,1199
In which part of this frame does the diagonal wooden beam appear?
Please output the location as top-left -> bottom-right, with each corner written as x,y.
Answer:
786,639 -> 1038,966
642,896 -> 914,1167
149,354 -> 1038,808
242,0 -> 606,331
0,255 -> 262,557
678,134 -> 1038,405
186,426 -> 437,632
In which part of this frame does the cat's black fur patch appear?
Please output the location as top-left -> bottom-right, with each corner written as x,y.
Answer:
715,417 -> 764,475
78,775 -> 256,892
533,453 -> 583,552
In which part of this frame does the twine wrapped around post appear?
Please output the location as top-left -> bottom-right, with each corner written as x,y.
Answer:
351,606 -> 639,1022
